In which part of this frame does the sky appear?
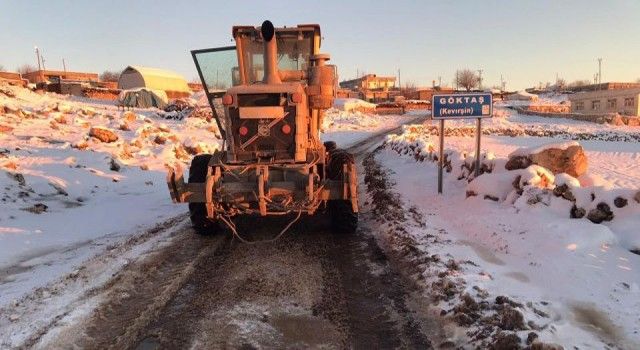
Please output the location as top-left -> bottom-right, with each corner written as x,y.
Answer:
1,0 -> 639,90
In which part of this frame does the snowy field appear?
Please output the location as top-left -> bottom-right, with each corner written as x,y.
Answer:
374,110 -> 639,348
0,86 -> 413,312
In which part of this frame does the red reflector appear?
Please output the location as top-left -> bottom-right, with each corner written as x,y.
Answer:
239,126 -> 249,136
281,124 -> 291,134
222,94 -> 233,105
291,92 -> 302,103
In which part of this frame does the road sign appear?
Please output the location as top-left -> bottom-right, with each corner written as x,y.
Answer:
432,93 -> 493,119
432,93 -> 493,194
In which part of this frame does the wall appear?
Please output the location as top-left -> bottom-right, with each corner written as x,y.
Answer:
569,88 -> 640,116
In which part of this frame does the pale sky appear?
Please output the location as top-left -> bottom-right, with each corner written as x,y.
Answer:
2,0 -> 639,90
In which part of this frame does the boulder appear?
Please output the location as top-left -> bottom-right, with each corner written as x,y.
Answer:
122,111 -> 137,123
0,124 -> 14,133
627,117 -> 640,127
89,127 -> 119,143
506,143 -> 587,178
586,202 -> 614,223
635,191 -> 640,204
607,113 -> 625,126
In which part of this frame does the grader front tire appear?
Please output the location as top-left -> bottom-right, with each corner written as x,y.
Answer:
188,154 -> 220,235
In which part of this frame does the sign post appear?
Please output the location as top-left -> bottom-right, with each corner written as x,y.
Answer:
431,93 -> 493,194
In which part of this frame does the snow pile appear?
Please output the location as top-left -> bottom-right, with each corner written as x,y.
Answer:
332,98 -> 376,113
0,84 -> 223,283
383,124 -> 640,251
369,145 -> 640,348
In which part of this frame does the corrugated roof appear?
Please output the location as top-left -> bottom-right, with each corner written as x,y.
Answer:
119,66 -> 190,94
127,66 -> 186,81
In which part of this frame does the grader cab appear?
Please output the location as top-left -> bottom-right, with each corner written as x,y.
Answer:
166,21 -> 358,235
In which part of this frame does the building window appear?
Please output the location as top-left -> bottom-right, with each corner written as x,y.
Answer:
591,100 -> 600,110
624,97 -> 635,107
607,99 -> 617,109
575,101 -> 584,111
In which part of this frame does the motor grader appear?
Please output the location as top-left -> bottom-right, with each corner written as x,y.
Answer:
166,20 -> 358,236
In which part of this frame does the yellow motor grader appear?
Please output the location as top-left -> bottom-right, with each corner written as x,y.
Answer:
167,21 -> 358,235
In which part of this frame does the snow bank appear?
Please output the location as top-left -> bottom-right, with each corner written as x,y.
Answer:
383,124 -> 640,251
333,98 -> 376,113
509,140 -> 580,157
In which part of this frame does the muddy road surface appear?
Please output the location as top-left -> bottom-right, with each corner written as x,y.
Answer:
34,117 -> 447,349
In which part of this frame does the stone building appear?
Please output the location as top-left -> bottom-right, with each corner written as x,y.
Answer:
568,88 -> 640,116
21,70 -> 99,84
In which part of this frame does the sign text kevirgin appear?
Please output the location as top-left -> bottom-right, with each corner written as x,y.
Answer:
432,93 -> 493,119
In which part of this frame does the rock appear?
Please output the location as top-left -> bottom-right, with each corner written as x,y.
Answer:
72,140 -> 89,150
184,143 -> 204,155
526,332 -> 539,345
109,158 -> 121,172
607,113 -> 625,126
118,121 -> 131,131
505,155 -> 532,171
627,117 -> 640,126
491,332 -> 521,350
484,195 -> 499,202
552,184 -> 576,202
530,341 -> 564,350
634,191 -> 640,204
0,124 -> 14,133
506,144 -> 587,178
9,314 -> 20,322
24,203 -> 48,214
53,114 -> 68,124
55,102 -> 73,113
570,205 -> 586,219
89,127 -> 119,143
80,106 -> 96,116
586,202 -> 614,223
613,196 -> 628,208
498,306 -> 525,330
122,111 -> 137,123
7,172 -> 26,186
154,135 -> 167,145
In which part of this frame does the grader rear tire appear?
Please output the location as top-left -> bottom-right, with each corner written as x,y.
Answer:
327,148 -> 358,234
188,154 -> 220,235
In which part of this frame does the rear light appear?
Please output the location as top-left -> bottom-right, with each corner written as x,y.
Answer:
239,126 -> 249,136
281,124 -> 291,134
291,92 -> 302,103
222,94 -> 233,105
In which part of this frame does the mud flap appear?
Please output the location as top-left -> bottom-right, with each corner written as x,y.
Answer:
166,163 -> 186,203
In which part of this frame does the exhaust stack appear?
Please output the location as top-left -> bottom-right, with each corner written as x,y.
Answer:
261,20 -> 282,85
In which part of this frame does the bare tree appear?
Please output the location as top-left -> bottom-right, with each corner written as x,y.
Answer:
17,64 -> 37,75
455,69 -> 479,91
0,64 -> 4,71
100,70 -> 121,82
555,78 -> 566,91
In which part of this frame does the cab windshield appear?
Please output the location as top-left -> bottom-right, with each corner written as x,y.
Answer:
237,31 -> 314,84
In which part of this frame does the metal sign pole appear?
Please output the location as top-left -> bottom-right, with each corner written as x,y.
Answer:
475,117 -> 482,177
438,119 -> 445,194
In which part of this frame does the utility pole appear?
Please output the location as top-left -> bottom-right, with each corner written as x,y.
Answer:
62,58 -> 67,73
477,69 -> 483,90
597,58 -> 602,85
456,70 -> 459,90
500,74 -> 506,91
34,46 -> 42,70
438,76 -> 442,87
40,49 -> 46,70
397,68 -> 401,91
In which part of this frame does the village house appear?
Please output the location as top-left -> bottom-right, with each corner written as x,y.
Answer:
568,87 -> 640,116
